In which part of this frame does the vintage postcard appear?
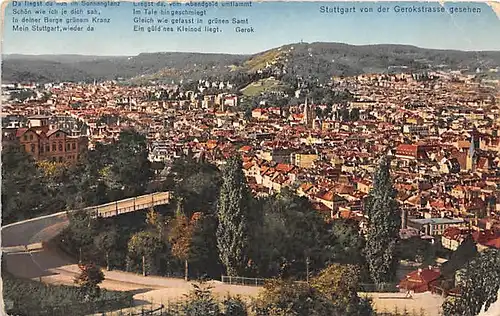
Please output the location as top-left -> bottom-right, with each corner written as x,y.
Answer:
1,0 -> 500,315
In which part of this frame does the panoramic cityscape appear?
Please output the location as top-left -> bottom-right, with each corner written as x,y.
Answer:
2,1 -> 500,316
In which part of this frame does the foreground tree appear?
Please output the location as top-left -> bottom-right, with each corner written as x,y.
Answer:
442,249 -> 500,316
252,279 -> 342,316
253,264 -> 374,316
312,264 -> 373,316
217,156 -> 254,276
363,155 -> 401,286
181,282 -> 220,316
74,263 -> 105,301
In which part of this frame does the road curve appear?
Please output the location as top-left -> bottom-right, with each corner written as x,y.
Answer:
0,192 -> 262,302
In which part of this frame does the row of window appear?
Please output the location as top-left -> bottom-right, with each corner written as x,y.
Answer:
23,133 -> 62,141
26,142 -> 77,153
50,155 -> 77,163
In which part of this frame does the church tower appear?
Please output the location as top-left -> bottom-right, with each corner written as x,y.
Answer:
303,98 -> 314,128
466,135 -> 476,171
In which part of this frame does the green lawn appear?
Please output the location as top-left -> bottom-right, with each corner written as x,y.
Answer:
240,78 -> 288,97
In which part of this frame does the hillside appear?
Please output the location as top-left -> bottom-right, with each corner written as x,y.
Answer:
2,42 -> 500,83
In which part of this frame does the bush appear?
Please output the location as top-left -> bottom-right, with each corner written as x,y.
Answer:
2,274 -> 133,316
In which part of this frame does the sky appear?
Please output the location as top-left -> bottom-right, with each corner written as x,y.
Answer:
2,1 -> 500,56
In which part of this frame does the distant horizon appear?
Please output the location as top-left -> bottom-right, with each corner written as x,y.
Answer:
3,41 -> 500,58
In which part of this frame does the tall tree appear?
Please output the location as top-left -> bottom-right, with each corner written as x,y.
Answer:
216,156 -> 254,276
109,129 -> 153,197
168,212 -> 198,281
93,227 -> 119,271
442,249 -> 500,316
363,156 -> 401,286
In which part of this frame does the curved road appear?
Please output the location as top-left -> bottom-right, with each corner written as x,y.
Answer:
1,193 -> 261,304
1,192 -> 451,315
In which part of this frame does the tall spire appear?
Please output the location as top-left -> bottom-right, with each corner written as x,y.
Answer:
469,134 -> 475,158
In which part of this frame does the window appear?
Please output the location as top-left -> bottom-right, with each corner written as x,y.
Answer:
40,146 -> 44,153
66,143 -> 70,151
52,143 -> 56,151
23,135 -> 28,141
59,157 -> 63,163
31,144 -> 35,153
29,134 -> 33,140
72,143 -> 76,150
46,145 -> 50,152
56,133 -> 60,138
59,143 -> 63,152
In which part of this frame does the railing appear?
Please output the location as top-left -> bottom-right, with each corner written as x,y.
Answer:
221,275 -> 400,292
86,192 -> 172,219
221,275 -> 268,287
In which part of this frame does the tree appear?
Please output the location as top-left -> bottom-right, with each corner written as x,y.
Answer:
108,129 -> 153,197
312,264 -> 374,316
253,190 -> 327,279
93,227 -> 119,271
65,209 -> 99,263
440,234 -> 478,277
189,213 -> 223,279
363,156 -> 401,286
442,249 -> 500,316
127,231 -> 163,276
182,282 -> 220,316
74,263 -> 105,301
167,212 -> 198,281
325,219 -> 365,266
222,295 -> 248,316
217,156 -> 254,276
146,208 -> 166,240
397,236 -> 436,265
252,279 -> 341,316
349,108 -> 360,121
1,144 -> 59,223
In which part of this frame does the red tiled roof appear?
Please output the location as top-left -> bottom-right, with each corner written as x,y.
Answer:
15,128 -> 29,138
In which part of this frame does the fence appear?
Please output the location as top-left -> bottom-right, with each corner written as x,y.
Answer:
8,295 -> 134,316
220,276 -> 400,292
87,192 -> 172,218
87,300 -> 183,316
221,275 -> 268,287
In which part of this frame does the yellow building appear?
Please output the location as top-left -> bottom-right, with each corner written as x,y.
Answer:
293,153 -> 318,169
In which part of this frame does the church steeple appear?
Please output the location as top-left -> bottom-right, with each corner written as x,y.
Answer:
466,134 -> 476,172
303,97 -> 314,128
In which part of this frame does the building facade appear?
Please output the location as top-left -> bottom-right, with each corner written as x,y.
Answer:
3,116 -> 88,163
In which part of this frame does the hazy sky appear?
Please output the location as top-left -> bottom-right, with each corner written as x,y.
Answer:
3,1 -> 500,55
